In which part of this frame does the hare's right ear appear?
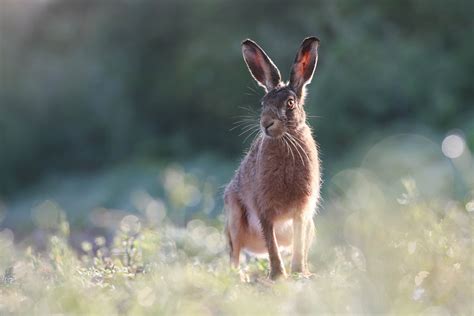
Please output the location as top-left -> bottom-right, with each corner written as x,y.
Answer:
242,39 -> 281,92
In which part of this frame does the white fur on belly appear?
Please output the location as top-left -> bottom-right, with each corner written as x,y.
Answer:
247,211 -> 293,235
248,211 -> 262,232
242,211 -> 293,256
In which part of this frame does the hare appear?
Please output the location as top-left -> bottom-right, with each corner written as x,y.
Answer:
224,37 -> 321,280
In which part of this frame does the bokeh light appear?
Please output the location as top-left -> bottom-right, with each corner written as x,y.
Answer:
120,215 -> 141,235
466,200 -> 474,212
442,134 -> 465,159
0,228 -> 14,247
362,134 -> 455,199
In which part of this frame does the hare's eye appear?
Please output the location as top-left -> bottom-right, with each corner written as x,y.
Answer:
287,99 -> 295,110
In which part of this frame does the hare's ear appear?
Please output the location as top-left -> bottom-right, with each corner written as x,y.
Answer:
289,37 -> 319,99
242,39 -> 281,92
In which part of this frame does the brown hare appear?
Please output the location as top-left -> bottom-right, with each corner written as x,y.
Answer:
224,37 -> 321,280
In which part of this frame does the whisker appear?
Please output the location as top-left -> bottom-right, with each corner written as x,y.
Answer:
229,123 -> 257,131
234,113 -> 257,117
233,117 -> 256,122
243,128 -> 261,143
232,119 -> 257,126
238,105 -> 258,114
279,138 -> 286,155
248,130 -> 262,146
231,104 -> 262,143
285,133 -> 307,166
280,138 -> 289,157
286,133 -> 310,164
230,115 -> 258,130
282,135 -> 295,163
238,112 -> 257,119
238,124 -> 259,136
242,124 -> 259,132
284,134 -> 300,165
233,117 -> 257,121
246,86 -> 259,96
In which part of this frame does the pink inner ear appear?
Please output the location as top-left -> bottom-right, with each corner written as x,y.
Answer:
297,52 -> 310,76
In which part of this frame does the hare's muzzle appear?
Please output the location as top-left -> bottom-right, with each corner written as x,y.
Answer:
261,117 -> 284,138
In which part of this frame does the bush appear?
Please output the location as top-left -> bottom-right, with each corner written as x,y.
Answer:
1,0 -> 473,194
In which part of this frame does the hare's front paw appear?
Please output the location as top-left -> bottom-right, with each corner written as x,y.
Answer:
291,263 -> 315,279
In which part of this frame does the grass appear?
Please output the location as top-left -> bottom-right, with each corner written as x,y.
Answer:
1,136 -> 473,315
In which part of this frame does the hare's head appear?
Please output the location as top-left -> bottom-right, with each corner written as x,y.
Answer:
242,37 -> 319,138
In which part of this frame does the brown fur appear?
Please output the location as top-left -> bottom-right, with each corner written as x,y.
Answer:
225,37 -> 321,279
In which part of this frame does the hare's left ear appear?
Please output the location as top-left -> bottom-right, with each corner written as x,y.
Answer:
289,37 -> 319,99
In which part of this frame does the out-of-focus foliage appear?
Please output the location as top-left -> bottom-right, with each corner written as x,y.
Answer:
1,134 -> 473,314
2,155 -> 232,238
1,0 -> 473,194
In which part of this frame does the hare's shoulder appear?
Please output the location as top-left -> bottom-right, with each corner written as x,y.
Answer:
233,136 -> 262,187
242,135 -> 262,166
247,134 -> 263,155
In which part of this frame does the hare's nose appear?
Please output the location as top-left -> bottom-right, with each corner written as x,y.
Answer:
265,121 -> 275,132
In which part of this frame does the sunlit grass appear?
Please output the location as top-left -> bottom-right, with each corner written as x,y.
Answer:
1,134 -> 473,315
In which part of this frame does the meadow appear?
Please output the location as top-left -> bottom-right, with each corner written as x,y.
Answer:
1,134 -> 473,315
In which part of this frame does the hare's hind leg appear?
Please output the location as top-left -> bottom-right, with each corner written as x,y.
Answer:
225,226 -> 241,268
224,192 -> 245,269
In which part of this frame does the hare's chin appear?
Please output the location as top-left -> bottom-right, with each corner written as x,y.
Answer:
263,132 -> 284,139
263,128 -> 285,139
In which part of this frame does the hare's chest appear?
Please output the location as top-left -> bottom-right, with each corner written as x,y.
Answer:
258,163 -> 314,206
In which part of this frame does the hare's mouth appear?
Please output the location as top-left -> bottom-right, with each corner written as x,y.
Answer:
262,120 -> 285,138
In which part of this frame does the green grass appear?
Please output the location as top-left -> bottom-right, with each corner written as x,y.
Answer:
1,198 -> 472,315
1,136 -> 473,315
2,186 -> 472,314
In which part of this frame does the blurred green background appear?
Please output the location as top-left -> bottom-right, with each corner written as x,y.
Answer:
1,0 -> 474,231
1,1 -> 474,314
1,0 -> 473,192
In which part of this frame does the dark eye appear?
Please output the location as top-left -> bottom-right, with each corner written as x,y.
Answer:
287,98 -> 295,110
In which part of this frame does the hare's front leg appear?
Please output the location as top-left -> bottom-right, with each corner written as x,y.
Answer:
260,216 -> 286,279
303,219 -> 315,275
291,214 -> 306,273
